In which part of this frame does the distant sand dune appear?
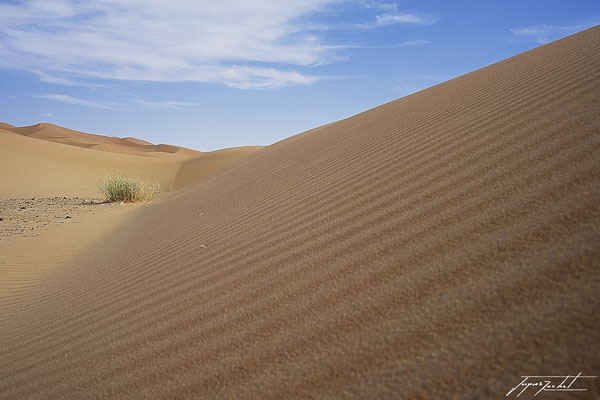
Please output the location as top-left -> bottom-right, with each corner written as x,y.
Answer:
1,26 -> 599,398
0,130 -> 182,197
2,122 -> 201,158
0,124 -> 261,197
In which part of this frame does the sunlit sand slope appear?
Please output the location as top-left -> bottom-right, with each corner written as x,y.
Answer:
0,130 -> 183,197
0,126 -> 260,198
1,26 -> 598,399
2,122 -> 201,157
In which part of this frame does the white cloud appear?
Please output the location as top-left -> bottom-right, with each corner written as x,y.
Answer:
359,1 -> 397,11
134,99 -> 198,110
376,13 -> 432,25
358,12 -> 438,29
398,39 -> 431,47
511,22 -> 597,44
35,71 -> 105,87
35,94 -> 117,109
41,113 -> 53,118
0,1 -> 437,89
36,93 -> 200,111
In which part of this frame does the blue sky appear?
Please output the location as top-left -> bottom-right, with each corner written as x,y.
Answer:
1,1 -> 598,151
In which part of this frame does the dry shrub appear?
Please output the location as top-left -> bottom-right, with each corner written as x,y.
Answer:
99,174 -> 160,202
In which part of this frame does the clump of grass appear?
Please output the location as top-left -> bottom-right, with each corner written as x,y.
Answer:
99,174 -> 160,203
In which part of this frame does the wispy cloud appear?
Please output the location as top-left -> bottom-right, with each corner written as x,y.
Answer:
35,94 -> 117,109
354,11 -> 438,30
41,113 -> 53,118
134,99 -> 199,111
511,22 -> 597,44
370,13 -> 438,27
364,39 -> 431,50
396,39 -> 431,47
0,1 -> 437,89
36,93 -> 200,111
359,1 -> 398,11
35,71 -> 105,87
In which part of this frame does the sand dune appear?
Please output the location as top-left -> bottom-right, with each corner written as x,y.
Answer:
0,124 -> 261,325
0,130 -> 182,198
1,26 -> 599,399
0,125 -> 260,198
2,122 -> 201,158
172,146 -> 264,191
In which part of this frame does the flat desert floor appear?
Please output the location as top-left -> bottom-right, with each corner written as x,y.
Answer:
1,26 -> 599,399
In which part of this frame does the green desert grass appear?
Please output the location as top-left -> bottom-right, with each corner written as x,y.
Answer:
99,174 -> 160,203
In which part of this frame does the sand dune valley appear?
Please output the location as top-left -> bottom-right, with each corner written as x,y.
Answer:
1,26 -> 599,398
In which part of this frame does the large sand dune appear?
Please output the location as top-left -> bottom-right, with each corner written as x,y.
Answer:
1,26 -> 599,398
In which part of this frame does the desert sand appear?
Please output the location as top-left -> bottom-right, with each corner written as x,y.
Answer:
1,26 -> 599,398
1,122 -> 202,158
0,125 -> 261,313
0,123 -> 260,198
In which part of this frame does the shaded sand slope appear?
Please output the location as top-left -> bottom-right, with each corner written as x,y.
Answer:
2,122 -> 201,158
1,26 -> 599,398
0,199 -> 142,305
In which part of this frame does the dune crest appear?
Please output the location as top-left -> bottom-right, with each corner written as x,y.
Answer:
2,122 -> 202,158
1,26 -> 599,398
